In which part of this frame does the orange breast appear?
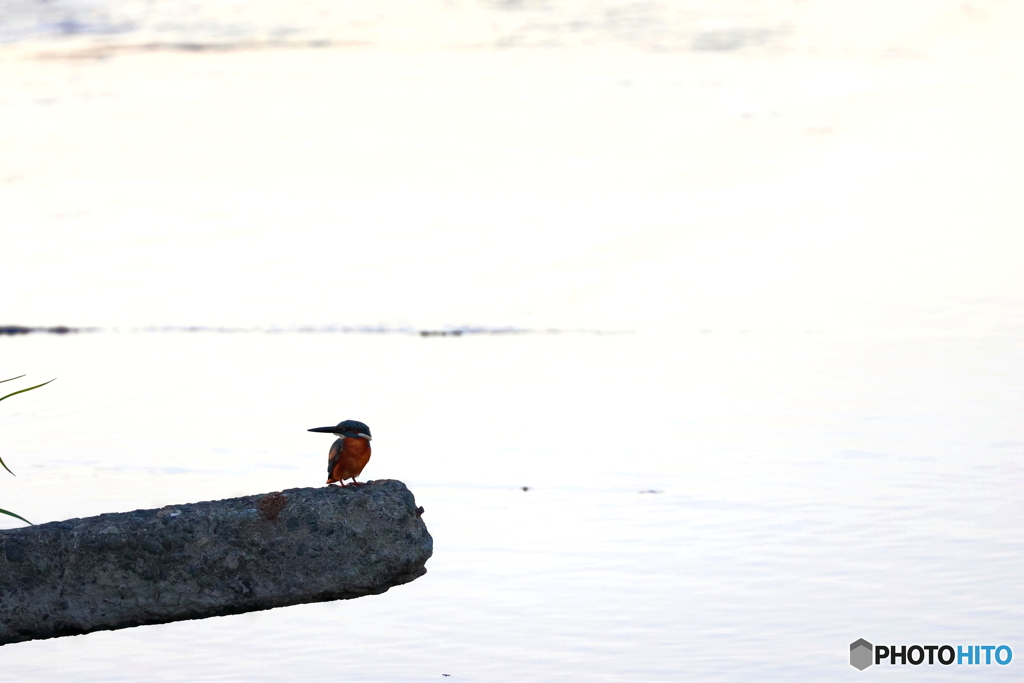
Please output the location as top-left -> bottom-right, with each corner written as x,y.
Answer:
329,437 -> 372,482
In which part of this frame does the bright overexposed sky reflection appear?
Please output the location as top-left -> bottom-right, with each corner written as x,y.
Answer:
2,1 -> 1022,335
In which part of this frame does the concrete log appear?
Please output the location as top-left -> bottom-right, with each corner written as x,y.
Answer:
0,479 -> 432,645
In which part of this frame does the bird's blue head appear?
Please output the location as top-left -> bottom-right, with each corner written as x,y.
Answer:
308,419 -> 372,440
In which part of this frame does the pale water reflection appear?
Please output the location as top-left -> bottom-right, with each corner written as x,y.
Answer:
0,331 -> 1021,680
1,0 -> 1023,678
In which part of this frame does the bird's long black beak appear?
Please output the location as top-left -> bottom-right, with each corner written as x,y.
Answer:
308,426 -> 339,433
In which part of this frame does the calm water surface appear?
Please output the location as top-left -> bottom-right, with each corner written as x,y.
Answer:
2,0 -> 1024,679
0,331 -> 1021,681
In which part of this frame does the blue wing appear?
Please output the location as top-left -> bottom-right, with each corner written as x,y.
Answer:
327,438 -> 344,476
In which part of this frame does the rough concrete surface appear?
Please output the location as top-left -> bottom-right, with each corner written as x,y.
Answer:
0,479 -> 432,645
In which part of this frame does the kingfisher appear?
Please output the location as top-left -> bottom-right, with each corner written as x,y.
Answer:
308,419 -> 372,487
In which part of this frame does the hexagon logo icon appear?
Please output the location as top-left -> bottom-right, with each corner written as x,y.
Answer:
850,639 -> 873,670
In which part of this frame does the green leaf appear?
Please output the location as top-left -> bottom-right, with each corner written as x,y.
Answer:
0,507 -> 32,525
0,377 -> 56,476
0,378 -> 56,404
0,374 -> 50,523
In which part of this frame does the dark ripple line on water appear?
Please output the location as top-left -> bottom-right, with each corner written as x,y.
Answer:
0,325 -> 87,335
0,324 -> 631,336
